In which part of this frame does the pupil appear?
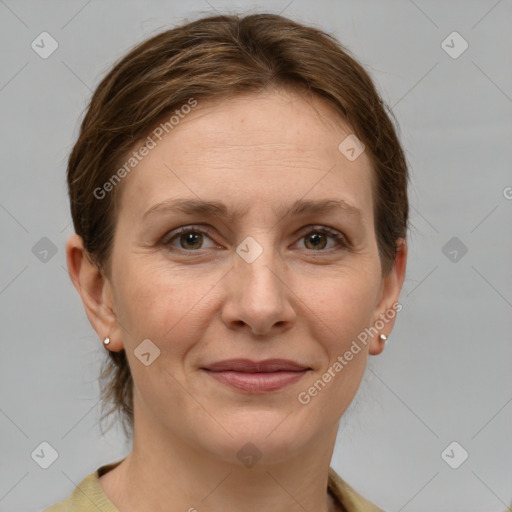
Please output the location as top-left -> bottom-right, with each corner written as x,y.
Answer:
181,232 -> 202,249
307,233 -> 326,250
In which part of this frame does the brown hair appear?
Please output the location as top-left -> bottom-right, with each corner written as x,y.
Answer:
67,12 -> 409,437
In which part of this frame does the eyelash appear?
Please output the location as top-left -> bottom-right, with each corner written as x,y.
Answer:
161,225 -> 350,253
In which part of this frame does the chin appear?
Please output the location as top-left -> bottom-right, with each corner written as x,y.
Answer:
192,409 -> 321,467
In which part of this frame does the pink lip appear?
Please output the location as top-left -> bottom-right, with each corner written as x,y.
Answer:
202,359 -> 310,393
205,370 -> 308,392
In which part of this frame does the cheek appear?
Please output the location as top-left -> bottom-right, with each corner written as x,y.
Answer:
115,258 -> 219,352
298,276 -> 376,413
295,266 -> 379,345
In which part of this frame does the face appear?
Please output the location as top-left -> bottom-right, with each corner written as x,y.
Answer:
81,88 -> 405,465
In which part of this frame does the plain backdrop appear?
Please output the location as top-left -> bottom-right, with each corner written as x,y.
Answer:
1,1 -> 511,511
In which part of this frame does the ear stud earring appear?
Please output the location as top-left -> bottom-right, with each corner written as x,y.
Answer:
103,336 -> 111,346
379,333 -> 388,342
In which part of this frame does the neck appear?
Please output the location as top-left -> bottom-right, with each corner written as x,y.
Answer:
100,405 -> 341,512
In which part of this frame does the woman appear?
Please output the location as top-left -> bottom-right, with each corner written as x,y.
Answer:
46,12 -> 408,512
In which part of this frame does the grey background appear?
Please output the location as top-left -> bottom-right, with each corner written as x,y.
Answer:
1,0 -> 511,511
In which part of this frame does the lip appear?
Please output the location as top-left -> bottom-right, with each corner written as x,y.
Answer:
203,358 -> 309,372
202,359 -> 310,393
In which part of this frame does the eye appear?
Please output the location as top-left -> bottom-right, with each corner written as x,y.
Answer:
295,226 -> 349,251
161,225 -> 350,253
162,227 -> 217,251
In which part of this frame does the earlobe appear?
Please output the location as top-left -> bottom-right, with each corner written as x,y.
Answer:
368,333 -> 388,356
65,233 -> 123,351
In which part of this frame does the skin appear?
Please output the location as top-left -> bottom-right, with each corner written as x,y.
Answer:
66,87 -> 407,512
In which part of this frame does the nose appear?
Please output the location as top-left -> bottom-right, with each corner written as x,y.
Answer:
221,240 -> 296,337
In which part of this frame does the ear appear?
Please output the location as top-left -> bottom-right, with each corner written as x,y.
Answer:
65,233 -> 124,351
369,238 -> 407,356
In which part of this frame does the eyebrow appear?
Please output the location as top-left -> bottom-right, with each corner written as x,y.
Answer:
142,197 -> 362,222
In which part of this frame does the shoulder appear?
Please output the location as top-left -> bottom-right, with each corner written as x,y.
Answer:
42,461 -> 123,512
43,502 -> 67,512
328,467 -> 387,512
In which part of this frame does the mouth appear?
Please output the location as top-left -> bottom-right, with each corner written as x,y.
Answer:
201,359 -> 311,393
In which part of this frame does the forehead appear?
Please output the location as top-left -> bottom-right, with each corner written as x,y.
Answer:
116,88 -> 375,225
